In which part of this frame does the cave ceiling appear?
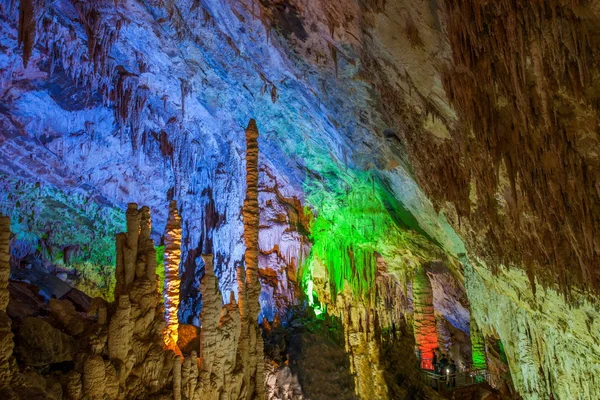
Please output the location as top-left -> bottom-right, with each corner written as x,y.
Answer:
1,0 -> 599,323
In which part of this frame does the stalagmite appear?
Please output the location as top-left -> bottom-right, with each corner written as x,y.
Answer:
0,200 -> 273,399
83,355 -> 106,400
107,294 -> 133,364
173,355 -> 182,400
240,118 -> 266,399
124,203 -> 141,290
0,215 -> 13,391
0,216 -> 9,313
412,265 -> 438,370
470,314 -> 487,370
194,254 -> 245,399
199,255 -> 220,370
18,0 -> 37,67
105,203 -> 175,397
164,200 -> 182,351
182,351 -> 198,400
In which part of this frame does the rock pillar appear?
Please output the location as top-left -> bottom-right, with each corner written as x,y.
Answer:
198,255 -> 220,370
240,119 -> 265,399
0,215 -> 13,390
164,200 -> 182,351
470,314 -> 487,370
412,265 -> 438,370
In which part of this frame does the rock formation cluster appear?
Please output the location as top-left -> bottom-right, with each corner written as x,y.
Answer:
0,203 -> 269,399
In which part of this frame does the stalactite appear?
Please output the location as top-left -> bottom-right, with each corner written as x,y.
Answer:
240,118 -> 265,399
18,0 -> 37,67
113,67 -> 149,149
428,0 -> 600,296
164,200 -> 182,352
412,265 -> 438,370
180,79 -> 191,119
309,253 -> 433,399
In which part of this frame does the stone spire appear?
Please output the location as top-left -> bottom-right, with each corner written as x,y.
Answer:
198,254 -> 220,370
470,314 -> 487,370
0,215 -> 13,390
164,200 -> 182,351
0,215 -> 9,313
239,118 -> 265,399
412,265 -> 438,370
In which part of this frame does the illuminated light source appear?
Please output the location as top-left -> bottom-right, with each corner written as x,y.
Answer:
163,201 -> 182,352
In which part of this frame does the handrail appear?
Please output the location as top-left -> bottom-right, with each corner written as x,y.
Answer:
419,368 -> 492,390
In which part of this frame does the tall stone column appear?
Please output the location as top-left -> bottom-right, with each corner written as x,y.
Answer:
0,215 -> 13,390
240,119 -> 265,399
413,265 -> 438,370
164,200 -> 182,351
470,314 -> 487,370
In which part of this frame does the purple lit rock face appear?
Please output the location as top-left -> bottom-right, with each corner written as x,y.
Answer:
1,1 -> 600,399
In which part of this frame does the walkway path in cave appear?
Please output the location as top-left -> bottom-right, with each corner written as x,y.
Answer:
419,368 -> 497,398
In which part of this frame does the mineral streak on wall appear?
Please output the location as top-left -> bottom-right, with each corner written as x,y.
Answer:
413,265 -> 438,370
240,118 -> 265,399
164,200 -> 182,351
0,215 -> 13,389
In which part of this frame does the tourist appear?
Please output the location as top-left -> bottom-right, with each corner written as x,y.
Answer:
447,360 -> 457,387
439,354 -> 449,380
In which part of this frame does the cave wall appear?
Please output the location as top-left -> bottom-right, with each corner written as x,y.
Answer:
466,257 -> 600,399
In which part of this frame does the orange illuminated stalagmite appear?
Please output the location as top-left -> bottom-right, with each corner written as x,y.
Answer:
164,200 -> 182,351
413,265 -> 438,370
